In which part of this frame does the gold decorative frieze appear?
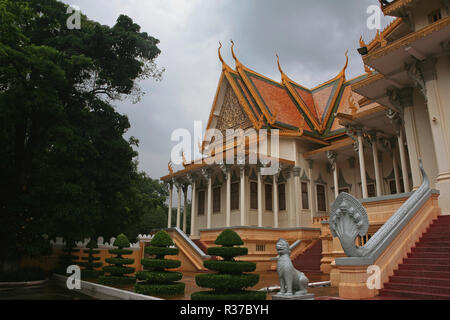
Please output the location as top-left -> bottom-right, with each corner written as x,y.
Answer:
215,87 -> 252,132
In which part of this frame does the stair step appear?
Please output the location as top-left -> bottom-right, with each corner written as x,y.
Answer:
412,247 -> 450,253
416,241 -> 450,248
398,264 -> 450,272
394,269 -> 450,279
419,235 -> 450,242
404,258 -> 450,265
389,276 -> 450,287
427,227 -> 450,233
379,289 -> 450,300
408,252 -> 450,259
421,231 -> 450,237
384,282 -> 450,295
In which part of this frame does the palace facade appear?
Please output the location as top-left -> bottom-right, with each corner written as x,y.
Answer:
159,0 -> 449,297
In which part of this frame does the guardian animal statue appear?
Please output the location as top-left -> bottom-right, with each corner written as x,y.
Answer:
275,238 -> 309,296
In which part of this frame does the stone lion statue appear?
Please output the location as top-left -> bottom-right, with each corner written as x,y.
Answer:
275,238 -> 309,296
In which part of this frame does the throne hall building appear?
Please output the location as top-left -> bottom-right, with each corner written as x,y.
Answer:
160,0 -> 449,284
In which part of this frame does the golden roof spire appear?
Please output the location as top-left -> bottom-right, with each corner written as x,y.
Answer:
359,36 -> 366,48
230,39 -> 243,69
338,50 -> 349,79
218,41 -> 232,72
276,54 -> 289,83
218,41 -> 224,64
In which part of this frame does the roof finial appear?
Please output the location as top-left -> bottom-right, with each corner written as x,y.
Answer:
230,39 -> 242,68
339,50 -> 349,78
276,54 -> 288,82
218,41 -> 224,65
359,36 -> 366,48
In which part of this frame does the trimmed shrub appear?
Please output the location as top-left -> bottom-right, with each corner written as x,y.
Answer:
191,229 -> 266,300
80,239 -> 103,279
99,234 -> 136,286
56,240 -> 79,274
135,230 -> 185,297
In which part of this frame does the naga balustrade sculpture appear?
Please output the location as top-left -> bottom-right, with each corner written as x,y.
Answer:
330,161 -> 431,258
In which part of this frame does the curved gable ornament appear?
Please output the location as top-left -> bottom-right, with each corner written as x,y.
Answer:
330,160 -> 431,258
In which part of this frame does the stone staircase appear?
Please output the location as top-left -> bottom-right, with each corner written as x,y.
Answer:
379,215 -> 450,299
292,239 -> 322,274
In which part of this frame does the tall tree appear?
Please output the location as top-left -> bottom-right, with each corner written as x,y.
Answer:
0,0 -> 164,269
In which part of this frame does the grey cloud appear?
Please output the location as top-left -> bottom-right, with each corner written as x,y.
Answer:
61,0 -> 393,180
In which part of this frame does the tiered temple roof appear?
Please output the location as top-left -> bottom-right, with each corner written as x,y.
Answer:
206,41 -> 383,144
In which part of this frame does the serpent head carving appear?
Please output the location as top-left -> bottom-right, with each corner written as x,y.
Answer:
330,193 -> 369,257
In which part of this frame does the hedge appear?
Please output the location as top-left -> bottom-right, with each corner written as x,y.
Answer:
191,229 -> 265,300
102,266 -> 136,276
99,233 -> 135,285
145,246 -> 179,257
108,248 -> 133,256
214,229 -> 244,246
195,273 -> 260,290
105,257 -> 134,266
135,282 -> 185,297
141,258 -> 181,270
136,271 -> 182,283
203,260 -> 256,274
135,230 -> 184,297
80,239 -> 103,279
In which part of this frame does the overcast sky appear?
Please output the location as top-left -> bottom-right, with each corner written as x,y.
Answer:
61,0 -> 393,181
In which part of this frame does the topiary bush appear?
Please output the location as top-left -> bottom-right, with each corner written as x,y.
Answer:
56,240 -> 80,275
135,230 -> 185,297
191,229 -> 266,300
98,234 -> 136,286
80,239 -> 103,279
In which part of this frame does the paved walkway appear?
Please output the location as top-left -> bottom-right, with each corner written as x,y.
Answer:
167,271 -> 337,300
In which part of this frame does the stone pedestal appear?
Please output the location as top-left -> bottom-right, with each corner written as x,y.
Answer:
272,293 -> 315,300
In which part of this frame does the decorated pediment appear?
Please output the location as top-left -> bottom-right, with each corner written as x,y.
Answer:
215,86 -> 252,132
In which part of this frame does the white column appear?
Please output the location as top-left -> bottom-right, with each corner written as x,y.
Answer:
207,174 -> 212,229
294,167 -> 301,227
397,129 -> 411,193
327,151 -> 338,199
357,132 -> 368,198
240,166 -> 245,226
403,106 -> 422,190
370,132 -> 382,197
391,139 -> 401,194
226,168 -> 231,227
422,56 -> 450,212
167,182 -> 173,228
176,184 -> 181,229
273,174 -> 279,228
307,160 -> 316,219
190,181 -> 196,236
257,168 -> 263,227
182,185 -> 188,233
